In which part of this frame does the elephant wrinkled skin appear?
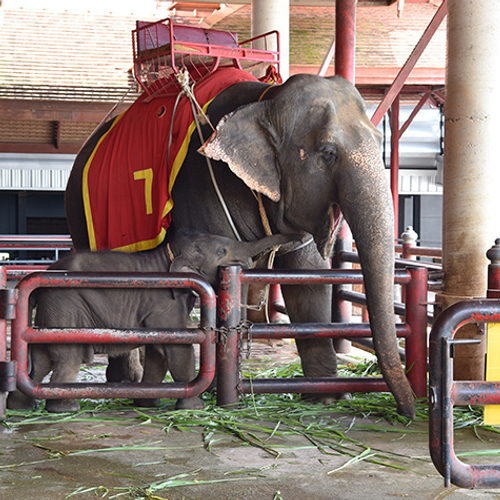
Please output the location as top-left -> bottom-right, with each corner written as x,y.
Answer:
65,73 -> 415,417
7,232 -> 301,413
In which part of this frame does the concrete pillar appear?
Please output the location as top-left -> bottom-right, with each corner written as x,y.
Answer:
251,0 -> 289,80
439,0 -> 500,380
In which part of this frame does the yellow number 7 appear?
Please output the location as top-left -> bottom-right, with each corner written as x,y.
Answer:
133,168 -> 153,215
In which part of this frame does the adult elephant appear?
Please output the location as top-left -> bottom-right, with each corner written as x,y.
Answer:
65,70 -> 415,418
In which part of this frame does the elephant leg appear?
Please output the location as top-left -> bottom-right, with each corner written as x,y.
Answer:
134,344 -> 203,410
106,351 -> 143,383
134,345 -> 168,407
276,244 -> 342,403
45,346 -> 85,413
167,344 -> 204,410
7,345 -> 52,410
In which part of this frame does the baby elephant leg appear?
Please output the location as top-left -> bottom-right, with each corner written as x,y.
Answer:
44,345 -> 86,413
135,344 -> 204,410
106,349 -> 143,383
7,345 -> 52,410
167,344 -> 204,410
134,345 -> 168,407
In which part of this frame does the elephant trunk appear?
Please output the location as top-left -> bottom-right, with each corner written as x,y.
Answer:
339,157 -> 416,418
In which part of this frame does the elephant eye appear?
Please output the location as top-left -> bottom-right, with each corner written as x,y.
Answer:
319,145 -> 338,164
216,247 -> 227,257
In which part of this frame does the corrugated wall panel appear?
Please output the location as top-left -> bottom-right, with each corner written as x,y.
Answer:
0,153 -> 74,190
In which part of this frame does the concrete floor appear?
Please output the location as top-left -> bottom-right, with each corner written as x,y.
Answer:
2,342 -> 500,500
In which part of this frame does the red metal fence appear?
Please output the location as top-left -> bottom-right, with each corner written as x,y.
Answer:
215,266 -> 429,406
0,262 -> 429,420
1,270 -> 216,418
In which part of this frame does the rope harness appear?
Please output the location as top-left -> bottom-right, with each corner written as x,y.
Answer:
170,71 -> 314,356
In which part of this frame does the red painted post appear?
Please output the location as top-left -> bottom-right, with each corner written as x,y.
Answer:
405,267 -> 429,398
333,0 -> 356,349
216,266 -> 242,407
0,267 -> 6,362
487,239 -> 500,299
332,221 -> 353,353
335,0 -> 357,83
0,267 -> 17,420
371,0 -> 448,126
390,94 -> 400,238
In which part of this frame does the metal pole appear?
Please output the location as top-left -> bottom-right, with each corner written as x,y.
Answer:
335,0 -> 357,83
371,0 -> 447,126
216,266 -> 241,407
405,267 -> 428,398
332,0 -> 357,352
439,0 -> 500,380
487,239 -> 500,299
390,94 -> 400,238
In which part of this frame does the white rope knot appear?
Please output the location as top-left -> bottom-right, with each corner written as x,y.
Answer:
175,69 -> 214,131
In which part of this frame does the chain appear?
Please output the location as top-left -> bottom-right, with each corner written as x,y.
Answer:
201,320 -> 253,356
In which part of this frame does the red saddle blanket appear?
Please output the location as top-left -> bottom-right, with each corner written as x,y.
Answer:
83,68 -> 258,251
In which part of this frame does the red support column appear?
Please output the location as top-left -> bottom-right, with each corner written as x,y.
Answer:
405,267 -> 429,399
487,239 -> 500,299
390,95 -> 400,238
335,0 -> 357,83
371,0 -> 448,126
216,265 -> 242,407
333,0 -> 356,351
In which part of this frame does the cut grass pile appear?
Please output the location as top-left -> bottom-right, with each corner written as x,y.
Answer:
2,358 -> 498,499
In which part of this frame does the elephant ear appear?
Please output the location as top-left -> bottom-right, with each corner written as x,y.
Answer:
199,102 -> 281,202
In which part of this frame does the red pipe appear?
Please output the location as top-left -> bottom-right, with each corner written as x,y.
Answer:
405,267 -> 429,398
487,239 -> 500,298
10,271 -> 216,402
335,0 -> 357,83
390,95 -> 400,237
216,265 -> 241,407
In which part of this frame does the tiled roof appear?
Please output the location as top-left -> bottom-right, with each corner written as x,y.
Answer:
216,4 -> 446,75
0,2 -> 446,101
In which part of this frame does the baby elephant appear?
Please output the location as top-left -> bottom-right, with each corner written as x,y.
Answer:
7,231 -> 303,413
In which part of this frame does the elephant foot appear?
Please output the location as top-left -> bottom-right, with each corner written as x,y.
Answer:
7,390 -> 38,410
302,392 -> 352,405
45,398 -> 81,413
133,398 -> 161,408
175,396 -> 205,410
106,353 -> 143,383
397,401 -> 416,419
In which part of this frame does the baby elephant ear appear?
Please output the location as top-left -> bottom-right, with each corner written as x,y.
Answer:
199,102 -> 281,202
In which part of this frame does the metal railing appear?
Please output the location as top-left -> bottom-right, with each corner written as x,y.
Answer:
0,235 -> 73,279
0,269 -> 216,419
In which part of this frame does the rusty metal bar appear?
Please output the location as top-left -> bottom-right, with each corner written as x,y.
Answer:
0,235 -> 72,248
390,94 -> 400,237
249,321 -> 411,339
220,266 -> 425,401
429,298 -> 500,488
371,0 -> 448,126
216,265 -> 241,407
335,0 -> 357,83
10,271 -> 216,402
339,289 -> 407,319
0,267 -> 16,420
241,377 -> 388,395
399,90 -> 433,137
405,267 -> 429,398
240,268 -> 412,286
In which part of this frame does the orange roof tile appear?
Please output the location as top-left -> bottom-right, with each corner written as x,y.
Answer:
0,2 -> 446,100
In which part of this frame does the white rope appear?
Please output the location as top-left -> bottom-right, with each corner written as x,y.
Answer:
175,70 -> 242,241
